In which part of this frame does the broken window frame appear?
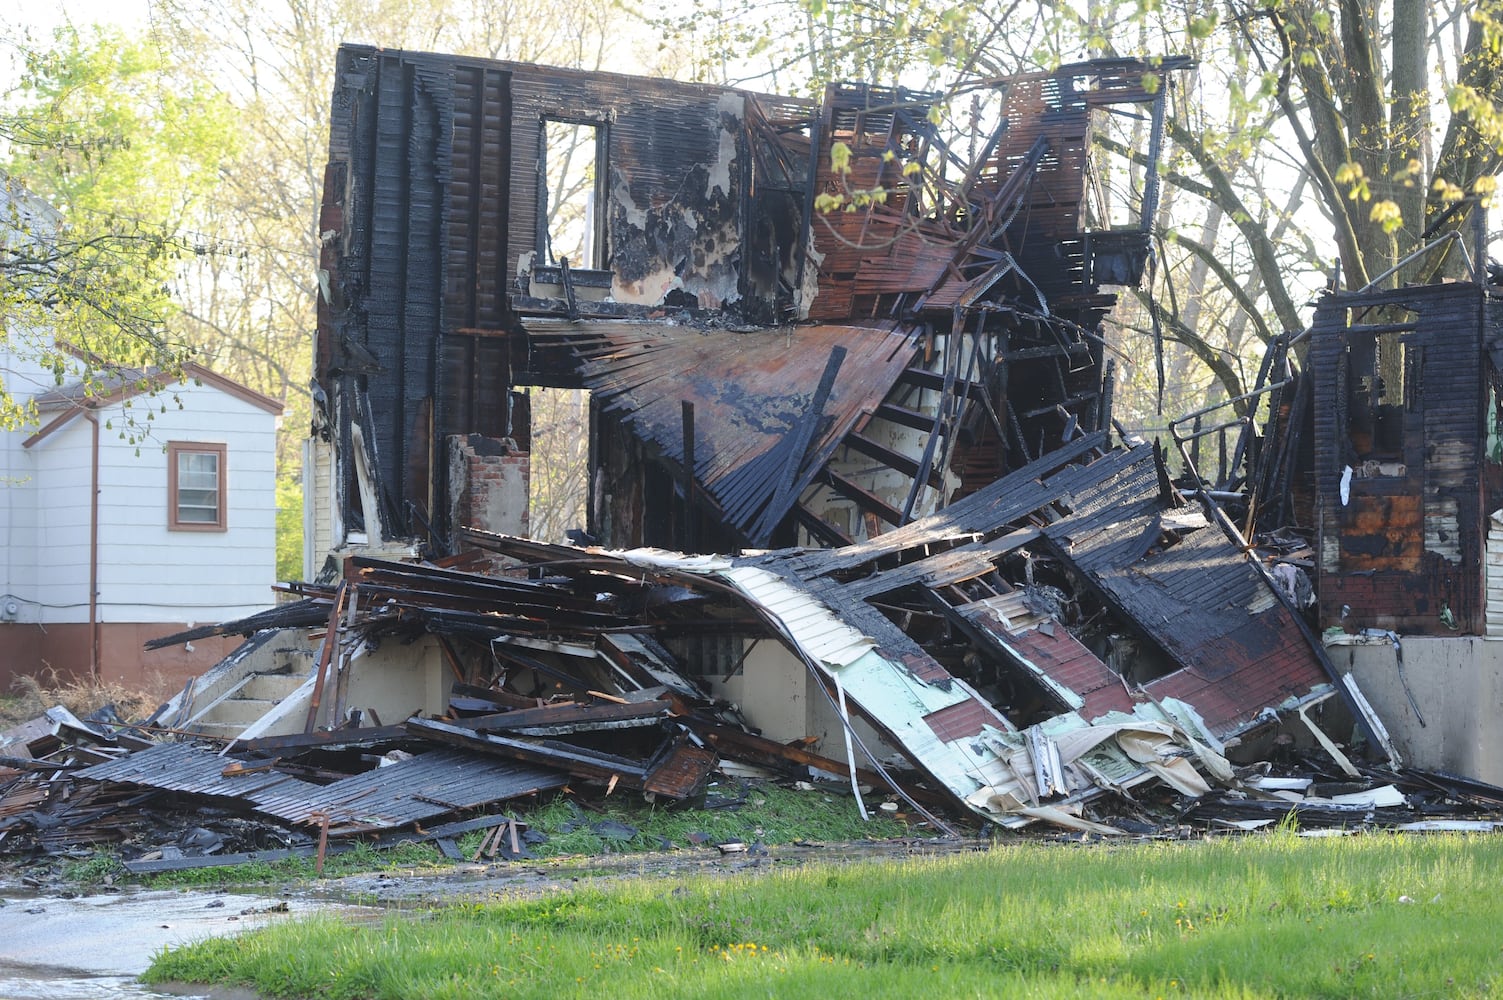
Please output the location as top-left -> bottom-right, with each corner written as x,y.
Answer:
1339,312 -> 1418,473
536,115 -> 610,272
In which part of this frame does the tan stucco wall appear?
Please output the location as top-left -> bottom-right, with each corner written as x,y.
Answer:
339,635 -> 447,728
712,641 -> 888,764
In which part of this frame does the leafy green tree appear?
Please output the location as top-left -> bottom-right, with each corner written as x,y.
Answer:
1,27 -> 239,430
275,468 -> 303,580
660,0 -> 1501,429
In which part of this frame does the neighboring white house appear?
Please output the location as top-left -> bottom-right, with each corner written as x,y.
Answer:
0,349 -> 283,696
1,171 -> 284,696
0,344 -> 285,696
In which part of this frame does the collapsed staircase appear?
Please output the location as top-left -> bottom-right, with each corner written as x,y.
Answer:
161,631 -> 319,740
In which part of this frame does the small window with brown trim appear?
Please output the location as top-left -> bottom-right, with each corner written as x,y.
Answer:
168,442 -> 227,531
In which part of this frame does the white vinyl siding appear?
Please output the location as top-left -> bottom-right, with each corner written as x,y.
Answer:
10,375 -> 280,624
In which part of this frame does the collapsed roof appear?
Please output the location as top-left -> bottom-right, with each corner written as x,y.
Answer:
146,435 -> 1382,832
277,44 -> 1409,830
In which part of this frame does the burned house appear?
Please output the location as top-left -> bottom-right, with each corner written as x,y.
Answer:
309,45 -> 1190,558
253,44 -> 1405,831
9,46 -> 1451,860
1291,276 -> 1503,782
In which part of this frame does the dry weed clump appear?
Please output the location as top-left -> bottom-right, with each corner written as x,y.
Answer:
1,671 -> 158,728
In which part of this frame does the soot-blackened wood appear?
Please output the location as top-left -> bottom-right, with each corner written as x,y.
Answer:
821,468 -> 905,526
842,431 -> 944,489
754,345 -> 846,545
1311,283 -> 1488,634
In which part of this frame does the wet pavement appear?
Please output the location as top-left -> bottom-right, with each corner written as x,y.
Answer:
0,885 -> 374,999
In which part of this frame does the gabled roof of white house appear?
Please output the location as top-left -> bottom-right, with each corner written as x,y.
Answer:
1,170 -> 62,234
22,361 -> 283,449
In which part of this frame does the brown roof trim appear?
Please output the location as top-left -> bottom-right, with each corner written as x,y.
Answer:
21,408 -> 81,449
181,363 -> 285,415
22,363 -> 283,449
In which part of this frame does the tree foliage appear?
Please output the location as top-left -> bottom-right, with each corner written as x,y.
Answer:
0,26 -> 239,430
660,0 -> 1503,428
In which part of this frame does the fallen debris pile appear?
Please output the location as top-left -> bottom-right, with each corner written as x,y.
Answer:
5,468 -> 1503,871
2,693 -> 1500,876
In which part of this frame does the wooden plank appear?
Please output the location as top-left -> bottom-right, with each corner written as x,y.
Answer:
821,469 -> 905,525
842,431 -> 944,488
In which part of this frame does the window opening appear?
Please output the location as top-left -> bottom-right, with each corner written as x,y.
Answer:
1344,310 -> 1416,467
527,387 -> 591,543
540,119 -> 605,269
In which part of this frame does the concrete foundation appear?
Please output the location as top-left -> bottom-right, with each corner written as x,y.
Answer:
0,621 -> 243,700
1329,635 -> 1503,784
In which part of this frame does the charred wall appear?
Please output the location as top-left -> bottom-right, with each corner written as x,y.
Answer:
1311,283 -> 1495,634
315,45 -> 1179,558
316,44 -> 809,547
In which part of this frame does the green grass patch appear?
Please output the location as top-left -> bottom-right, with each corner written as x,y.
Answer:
145,831 -> 1503,998
137,840 -> 452,888
61,850 -> 129,886
107,784 -> 906,889
483,784 -> 909,859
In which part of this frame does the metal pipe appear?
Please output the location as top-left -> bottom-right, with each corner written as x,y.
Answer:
1169,379 -> 1291,431
86,410 -> 100,680
1353,230 -> 1476,294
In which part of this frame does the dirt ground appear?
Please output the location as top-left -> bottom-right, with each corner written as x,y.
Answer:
313,835 -> 990,908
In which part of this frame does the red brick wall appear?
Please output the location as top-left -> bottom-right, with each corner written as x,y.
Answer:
448,434 -> 530,557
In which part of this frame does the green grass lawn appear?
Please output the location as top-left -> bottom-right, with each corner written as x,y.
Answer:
144,830 -> 1503,999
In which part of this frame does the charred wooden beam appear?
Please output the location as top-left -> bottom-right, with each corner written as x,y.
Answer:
792,503 -> 854,547
448,700 -> 669,735
753,345 -> 847,545
874,401 -> 941,433
686,720 -> 947,807
820,469 -> 905,526
682,400 -> 697,546
238,726 -> 413,754
489,644 -> 597,695
406,716 -> 648,786
842,431 -> 944,489
897,366 -> 990,403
